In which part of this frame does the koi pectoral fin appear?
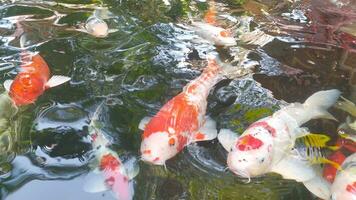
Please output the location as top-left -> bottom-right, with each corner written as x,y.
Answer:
217,129 -> 238,151
138,116 -> 152,131
45,75 -> 71,88
3,79 -> 13,92
192,117 -> 217,142
122,157 -> 140,180
271,155 -> 316,182
83,169 -> 108,193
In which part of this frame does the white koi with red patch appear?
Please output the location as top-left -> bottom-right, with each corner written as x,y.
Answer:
83,104 -> 139,200
331,153 -> 356,200
139,56 -> 248,165
218,89 -> 341,199
191,22 -> 237,47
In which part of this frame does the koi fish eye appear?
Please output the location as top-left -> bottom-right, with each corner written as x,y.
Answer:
168,138 -> 175,146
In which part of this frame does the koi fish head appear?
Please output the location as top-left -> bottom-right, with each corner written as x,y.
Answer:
227,126 -> 274,178
10,74 -> 46,106
20,53 -> 50,81
140,132 -> 179,165
191,22 -> 237,47
85,16 -> 109,38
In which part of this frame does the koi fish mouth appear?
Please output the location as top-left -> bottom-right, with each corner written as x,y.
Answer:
140,153 -> 165,165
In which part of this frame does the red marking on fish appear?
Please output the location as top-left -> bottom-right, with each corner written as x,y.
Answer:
248,121 -> 276,137
153,157 -> 160,162
105,176 -> 115,187
346,182 -> 356,194
236,135 -> 264,151
91,133 -> 98,141
100,154 -> 121,171
195,132 -> 205,140
323,150 -> 346,183
9,53 -> 50,106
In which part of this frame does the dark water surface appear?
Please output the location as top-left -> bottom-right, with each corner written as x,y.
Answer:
0,0 -> 355,199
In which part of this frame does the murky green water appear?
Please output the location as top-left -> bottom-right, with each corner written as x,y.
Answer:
0,0 -> 355,199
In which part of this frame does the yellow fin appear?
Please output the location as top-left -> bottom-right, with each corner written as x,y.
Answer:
302,133 -> 340,151
319,158 -> 342,171
302,134 -> 328,146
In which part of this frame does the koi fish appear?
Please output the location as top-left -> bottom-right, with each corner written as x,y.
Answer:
73,8 -> 117,38
83,103 -> 139,200
331,152 -> 356,200
218,89 -> 341,199
3,52 -> 70,106
139,56 -> 249,165
188,2 -> 236,46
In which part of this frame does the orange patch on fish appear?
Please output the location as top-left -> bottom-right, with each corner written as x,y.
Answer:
236,135 -> 263,151
143,93 -> 199,140
100,154 -> 121,171
204,8 -> 217,25
220,30 -> 231,37
195,132 -> 205,140
9,53 -> 51,106
143,150 -> 151,154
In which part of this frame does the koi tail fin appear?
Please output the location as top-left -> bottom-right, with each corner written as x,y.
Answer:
334,96 -> 356,117
283,89 -> 341,125
207,54 -> 252,80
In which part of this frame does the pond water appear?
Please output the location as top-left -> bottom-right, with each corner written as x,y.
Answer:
0,0 -> 355,199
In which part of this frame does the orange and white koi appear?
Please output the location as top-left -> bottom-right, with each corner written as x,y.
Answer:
83,103 -> 139,200
218,89 -> 341,199
331,152 -> 356,200
139,56 -> 248,165
3,52 -> 70,106
189,2 -> 236,46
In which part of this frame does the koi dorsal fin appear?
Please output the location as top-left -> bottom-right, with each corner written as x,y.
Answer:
45,75 -> 71,88
3,79 -> 13,92
122,157 -> 140,180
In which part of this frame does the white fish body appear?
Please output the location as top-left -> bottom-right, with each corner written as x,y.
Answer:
191,21 -> 237,46
219,89 -> 341,199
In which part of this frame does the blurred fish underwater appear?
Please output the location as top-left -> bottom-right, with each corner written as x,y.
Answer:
0,0 -> 355,200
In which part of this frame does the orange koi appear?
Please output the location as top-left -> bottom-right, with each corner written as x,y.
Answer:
3,52 -> 70,106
